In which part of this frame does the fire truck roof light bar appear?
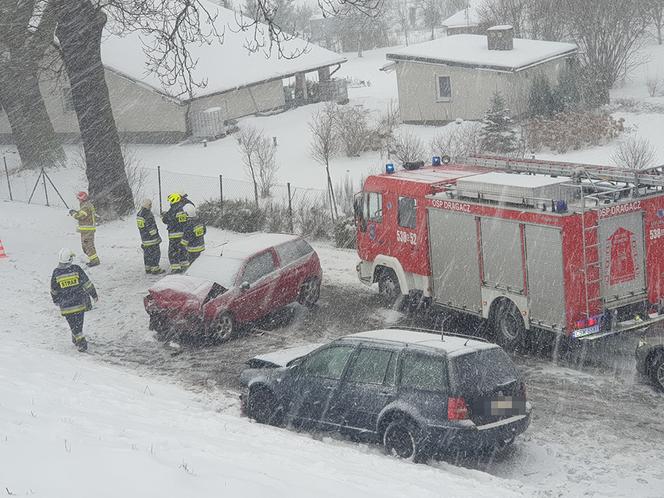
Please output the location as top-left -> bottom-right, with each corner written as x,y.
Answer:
465,156 -> 664,189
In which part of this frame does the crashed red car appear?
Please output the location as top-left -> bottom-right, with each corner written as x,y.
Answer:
144,233 -> 322,342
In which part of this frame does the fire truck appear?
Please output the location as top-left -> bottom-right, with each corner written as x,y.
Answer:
354,155 -> 664,348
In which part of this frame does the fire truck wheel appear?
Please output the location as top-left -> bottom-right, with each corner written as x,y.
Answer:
650,351 -> 664,392
493,300 -> 525,351
377,268 -> 402,306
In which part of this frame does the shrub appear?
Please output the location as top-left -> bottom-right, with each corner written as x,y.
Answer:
524,111 -> 624,154
295,199 -> 331,239
334,216 -> 356,249
198,199 -> 265,233
528,75 -> 557,118
335,105 -> 373,157
611,136 -> 656,170
387,131 -> 426,164
430,122 -> 484,160
264,202 -> 291,233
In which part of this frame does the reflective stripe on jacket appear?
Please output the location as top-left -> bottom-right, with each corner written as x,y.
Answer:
73,201 -> 97,232
181,217 -> 206,254
161,202 -> 187,238
137,207 -> 162,248
51,263 -> 98,316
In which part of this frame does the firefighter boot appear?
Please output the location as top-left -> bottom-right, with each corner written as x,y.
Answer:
72,333 -> 88,352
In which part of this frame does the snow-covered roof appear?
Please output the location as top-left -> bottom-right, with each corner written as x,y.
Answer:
220,233 -> 300,258
386,34 -> 577,72
100,1 -> 346,100
347,329 -> 498,356
441,6 -> 480,28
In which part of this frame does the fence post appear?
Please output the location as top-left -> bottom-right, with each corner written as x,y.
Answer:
3,155 -> 12,201
42,168 -> 50,206
287,182 -> 294,233
157,165 -> 163,214
219,174 -> 223,211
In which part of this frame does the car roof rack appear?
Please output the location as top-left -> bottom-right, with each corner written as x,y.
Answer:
387,325 -> 489,343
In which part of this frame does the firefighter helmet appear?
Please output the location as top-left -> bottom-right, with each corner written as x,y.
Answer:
76,191 -> 89,202
58,248 -> 75,264
167,193 -> 182,204
183,203 -> 196,217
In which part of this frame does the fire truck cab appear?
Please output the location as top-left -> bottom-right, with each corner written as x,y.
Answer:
354,155 -> 664,347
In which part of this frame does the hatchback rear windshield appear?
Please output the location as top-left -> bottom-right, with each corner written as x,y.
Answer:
450,348 -> 518,394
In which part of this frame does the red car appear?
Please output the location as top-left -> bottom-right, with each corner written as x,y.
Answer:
144,233 -> 322,342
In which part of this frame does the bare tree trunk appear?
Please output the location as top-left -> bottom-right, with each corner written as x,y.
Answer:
658,23 -> 663,44
0,62 -> 64,169
55,0 -> 133,217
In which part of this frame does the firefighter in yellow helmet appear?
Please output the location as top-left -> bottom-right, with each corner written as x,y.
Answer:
69,191 -> 99,267
161,193 -> 188,272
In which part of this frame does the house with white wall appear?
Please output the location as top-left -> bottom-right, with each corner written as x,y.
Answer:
0,3 -> 347,144
386,26 -> 577,124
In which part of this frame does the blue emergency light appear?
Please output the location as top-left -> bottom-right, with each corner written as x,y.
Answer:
432,156 -> 442,166
385,163 -> 395,174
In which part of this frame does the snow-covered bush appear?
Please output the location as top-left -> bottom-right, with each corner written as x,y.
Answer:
524,111 -> 624,153
480,92 -> 518,154
430,122 -> 484,160
528,75 -> 557,118
296,199 -> 331,239
334,105 -> 373,157
387,131 -> 426,164
611,136 -> 656,170
264,203 -> 291,233
334,216 -> 356,249
647,77 -> 661,97
197,199 -> 265,233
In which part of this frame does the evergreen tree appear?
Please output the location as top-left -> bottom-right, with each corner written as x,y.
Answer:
480,92 -> 518,153
528,75 -> 556,118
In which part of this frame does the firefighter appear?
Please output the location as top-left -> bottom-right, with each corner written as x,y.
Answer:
180,203 -> 206,267
50,248 -> 98,352
69,191 -> 99,267
137,198 -> 164,274
161,192 -> 188,273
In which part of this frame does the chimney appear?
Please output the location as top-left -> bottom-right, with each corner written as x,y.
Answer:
487,25 -> 514,51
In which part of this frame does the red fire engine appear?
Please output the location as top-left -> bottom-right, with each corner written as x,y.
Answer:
354,155 -> 664,347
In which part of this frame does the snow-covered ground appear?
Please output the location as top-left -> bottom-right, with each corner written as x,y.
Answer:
1,201 -> 536,497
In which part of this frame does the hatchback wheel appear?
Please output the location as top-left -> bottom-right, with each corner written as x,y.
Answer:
493,300 -> 525,351
650,351 -> 664,392
383,420 -> 425,462
298,278 -> 320,308
209,312 -> 236,343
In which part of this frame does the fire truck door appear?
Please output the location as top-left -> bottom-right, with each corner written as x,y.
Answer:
357,191 -> 388,258
598,211 -> 646,306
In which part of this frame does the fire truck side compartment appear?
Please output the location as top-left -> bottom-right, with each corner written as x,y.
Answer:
428,210 -> 482,313
598,211 -> 647,307
525,225 -> 565,329
480,218 -> 524,292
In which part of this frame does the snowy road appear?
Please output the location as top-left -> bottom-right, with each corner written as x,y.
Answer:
2,202 -> 664,497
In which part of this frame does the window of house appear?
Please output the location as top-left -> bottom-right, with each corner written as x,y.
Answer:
436,76 -> 451,102
62,87 -> 74,112
367,192 -> 383,223
398,197 -> 417,229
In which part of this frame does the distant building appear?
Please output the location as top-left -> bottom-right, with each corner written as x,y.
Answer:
0,3 -> 347,144
441,4 -> 482,36
386,27 -> 578,124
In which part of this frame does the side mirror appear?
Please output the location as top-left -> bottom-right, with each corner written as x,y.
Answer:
240,281 -> 250,291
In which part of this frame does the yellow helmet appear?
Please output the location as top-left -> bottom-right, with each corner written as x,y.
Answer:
167,193 -> 182,204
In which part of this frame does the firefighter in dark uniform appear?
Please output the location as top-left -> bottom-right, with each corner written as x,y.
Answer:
69,191 -> 100,266
161,193 -> 188,273
136,198 -> 164,274
180,204 -> 206,268
50,248 -> 98,352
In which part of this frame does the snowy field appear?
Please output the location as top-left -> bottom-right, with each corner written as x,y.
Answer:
2,202 -> 664,497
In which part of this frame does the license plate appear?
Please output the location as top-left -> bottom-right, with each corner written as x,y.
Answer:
573,324 -> 601,338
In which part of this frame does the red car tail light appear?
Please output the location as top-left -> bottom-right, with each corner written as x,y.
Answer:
447,397 -> 469,421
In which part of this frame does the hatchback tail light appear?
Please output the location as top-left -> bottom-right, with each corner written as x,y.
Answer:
447,397 -> 469,421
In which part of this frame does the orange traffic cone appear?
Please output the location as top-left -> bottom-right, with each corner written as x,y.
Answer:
0,240 -> 7,259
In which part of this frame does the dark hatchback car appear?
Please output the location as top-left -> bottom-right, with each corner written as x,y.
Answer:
636,324 -> 664,391
240,328 -> 531,460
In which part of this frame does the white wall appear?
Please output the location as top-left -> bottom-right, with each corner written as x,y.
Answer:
395,57 -> 569,123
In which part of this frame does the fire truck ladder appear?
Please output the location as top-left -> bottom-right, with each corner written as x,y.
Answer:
464,156 -> 664,189
580,196 -> 602,319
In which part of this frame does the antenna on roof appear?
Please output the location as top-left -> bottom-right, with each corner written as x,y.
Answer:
438,314 -> 451,341
464,338 -> 471,346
